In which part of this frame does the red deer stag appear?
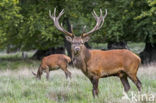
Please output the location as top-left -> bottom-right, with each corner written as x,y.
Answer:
32,54 -> 71,80
49,8 -> 142,98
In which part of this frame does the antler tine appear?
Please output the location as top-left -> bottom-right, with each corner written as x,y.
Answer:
98,9 -> 107,29
58,9 -> 64,19
83,25 -> 86,33
100,9 -> 103,19
93,10 -> 97,17
49,8 -> 73,37
49,10 -> 54,20
91,12 -> 96,20
70,24 -> 74,33
54,8 -> 56,17
92,10 -> 98,20
104,9 -> 107,19
82,9 -> 107,37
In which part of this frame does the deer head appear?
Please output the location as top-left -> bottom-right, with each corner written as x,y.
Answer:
49,8 -> 107,56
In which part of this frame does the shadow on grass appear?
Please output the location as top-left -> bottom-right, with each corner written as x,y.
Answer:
0,58 -> 40,70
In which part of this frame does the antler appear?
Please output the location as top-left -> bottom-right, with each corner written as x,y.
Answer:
83,25 -> 87,33
70,24 -> 74,34
82,9 -> 107,37
49,8 -> 73,37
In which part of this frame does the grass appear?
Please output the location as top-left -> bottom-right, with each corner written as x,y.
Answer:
0,51 -> 39,70
91,42 -> 145,54
0,43 -> 155,103
127,42 -> 145,54
0,64 -> 156,103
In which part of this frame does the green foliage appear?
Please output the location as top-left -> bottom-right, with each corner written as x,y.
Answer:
80,0 -> 155,44
134,0 -> 156,43
0,0 -> 65,51
0,0 -> 23,50
0,0 -> 155,51
18,0 -> 64,50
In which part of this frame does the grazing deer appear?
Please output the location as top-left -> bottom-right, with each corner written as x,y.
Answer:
32,54 -> 71,80
49,8 -> 142,98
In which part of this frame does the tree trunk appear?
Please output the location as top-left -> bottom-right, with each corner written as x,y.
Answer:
140,43 -> 156,64
107,41 -> 128,50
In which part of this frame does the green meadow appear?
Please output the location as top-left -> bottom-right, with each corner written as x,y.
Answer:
0,54 -> 155,103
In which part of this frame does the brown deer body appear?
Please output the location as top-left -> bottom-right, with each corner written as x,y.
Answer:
49,8 -> 142,97
32,54 -> 71,80
72,46 -> 141,97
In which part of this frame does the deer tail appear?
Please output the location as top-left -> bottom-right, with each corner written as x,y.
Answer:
65,56 -> 71,63
32,64 -> 42,77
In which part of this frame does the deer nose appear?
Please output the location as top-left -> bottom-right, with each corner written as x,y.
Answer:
75,47 -> 80,52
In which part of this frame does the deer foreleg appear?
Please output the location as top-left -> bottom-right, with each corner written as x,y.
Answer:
90,77 -> 99,97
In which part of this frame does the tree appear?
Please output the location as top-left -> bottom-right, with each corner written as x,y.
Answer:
134,0 -> 156,63
0,0 -> 23,51
0,0 -> 155,63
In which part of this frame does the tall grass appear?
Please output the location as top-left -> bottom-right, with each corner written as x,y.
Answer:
0,43 -> 155,103
0,64 -> 155,103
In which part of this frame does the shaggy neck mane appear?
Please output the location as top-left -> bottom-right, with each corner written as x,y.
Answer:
72,46 -> 91,72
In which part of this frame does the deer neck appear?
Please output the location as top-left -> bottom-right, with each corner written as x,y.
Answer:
72,46 -> 91,72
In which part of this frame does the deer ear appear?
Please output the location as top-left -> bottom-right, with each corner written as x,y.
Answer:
65,36 -> 73,43
82,36 -> 90,43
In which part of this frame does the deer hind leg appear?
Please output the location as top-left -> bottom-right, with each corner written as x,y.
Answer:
120,75 -> 131,92
127,73 -> 142,91
60,64 -> 71,79
90,77 -> 99,98
45,66 -> 50,80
